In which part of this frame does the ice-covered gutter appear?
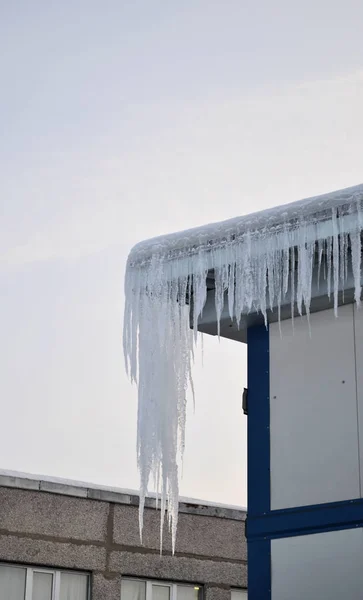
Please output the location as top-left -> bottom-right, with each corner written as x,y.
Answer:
123,183 -> 363,552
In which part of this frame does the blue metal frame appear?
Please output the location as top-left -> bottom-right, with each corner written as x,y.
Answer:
247,496 -> 363,541
246,322 -> 363,600
247,539 -> 271,599
247,324 -> 270,516
247,324 -> 271,600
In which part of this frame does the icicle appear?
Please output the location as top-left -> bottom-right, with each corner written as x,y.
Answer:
123,183 -> 363,554
332,208 -> 340,316
343,231 -> 348,299
214,262 -> 229,338
326,236 -> 333,300
282,224 -> 290,297
317,237 -> 324,290
351,198 -> 363,307
192,271 -> 208,343
228,262 -> 236,322
290,245 -> 296,332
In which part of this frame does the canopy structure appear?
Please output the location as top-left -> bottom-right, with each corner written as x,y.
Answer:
123,183 -> 363,552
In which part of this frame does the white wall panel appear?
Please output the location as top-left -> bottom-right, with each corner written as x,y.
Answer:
353,305 -> 363,499
270,304 -> 360,509
271,528 -> 363,600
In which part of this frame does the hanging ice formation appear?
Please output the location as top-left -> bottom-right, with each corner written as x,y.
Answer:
123,183 -> 363,552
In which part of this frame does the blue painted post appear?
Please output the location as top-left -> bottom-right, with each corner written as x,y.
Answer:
246,324 -> 271,599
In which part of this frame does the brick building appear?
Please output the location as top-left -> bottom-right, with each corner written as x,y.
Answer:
0,471 -> 247,599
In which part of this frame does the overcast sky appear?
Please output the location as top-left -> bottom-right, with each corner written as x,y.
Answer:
1,1 -> 363,507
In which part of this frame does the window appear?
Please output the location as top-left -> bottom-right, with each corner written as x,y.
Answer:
231,589 -> 247,600
121,578 -> 202,600
0,564 -> 89,600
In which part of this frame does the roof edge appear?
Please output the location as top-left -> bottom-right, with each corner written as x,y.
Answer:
0,469 -> 246,520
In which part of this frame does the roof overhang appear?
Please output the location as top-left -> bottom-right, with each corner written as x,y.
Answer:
127,183 -> 363,343
196,266 -> 359,343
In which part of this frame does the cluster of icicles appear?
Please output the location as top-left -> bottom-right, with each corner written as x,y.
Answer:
123,184 -> 363,553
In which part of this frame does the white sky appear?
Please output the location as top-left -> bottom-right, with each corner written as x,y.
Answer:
1,1 -> 363,507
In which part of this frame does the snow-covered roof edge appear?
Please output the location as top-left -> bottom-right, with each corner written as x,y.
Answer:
128,183 -> 363,267
0,469 -> 246,515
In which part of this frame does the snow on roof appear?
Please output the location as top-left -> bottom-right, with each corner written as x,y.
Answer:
123,183 -> 363,553
0,469 -> 246,512
128,183 -> 363,268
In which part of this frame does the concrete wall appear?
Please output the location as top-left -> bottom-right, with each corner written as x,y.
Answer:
0,473 -> 246,600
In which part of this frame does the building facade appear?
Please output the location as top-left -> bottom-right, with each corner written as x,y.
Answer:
247,303 -> 363,600
0,471 -> 247,600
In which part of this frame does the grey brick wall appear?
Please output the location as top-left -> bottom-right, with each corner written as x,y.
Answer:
0,473 -> 247,600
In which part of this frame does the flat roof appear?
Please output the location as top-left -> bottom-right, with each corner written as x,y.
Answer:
0,469 -> 246,520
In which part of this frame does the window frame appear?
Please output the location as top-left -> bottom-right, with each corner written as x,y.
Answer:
230,588 -> 248,600
122,577 -> 203,600
0,562 -> 90,600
